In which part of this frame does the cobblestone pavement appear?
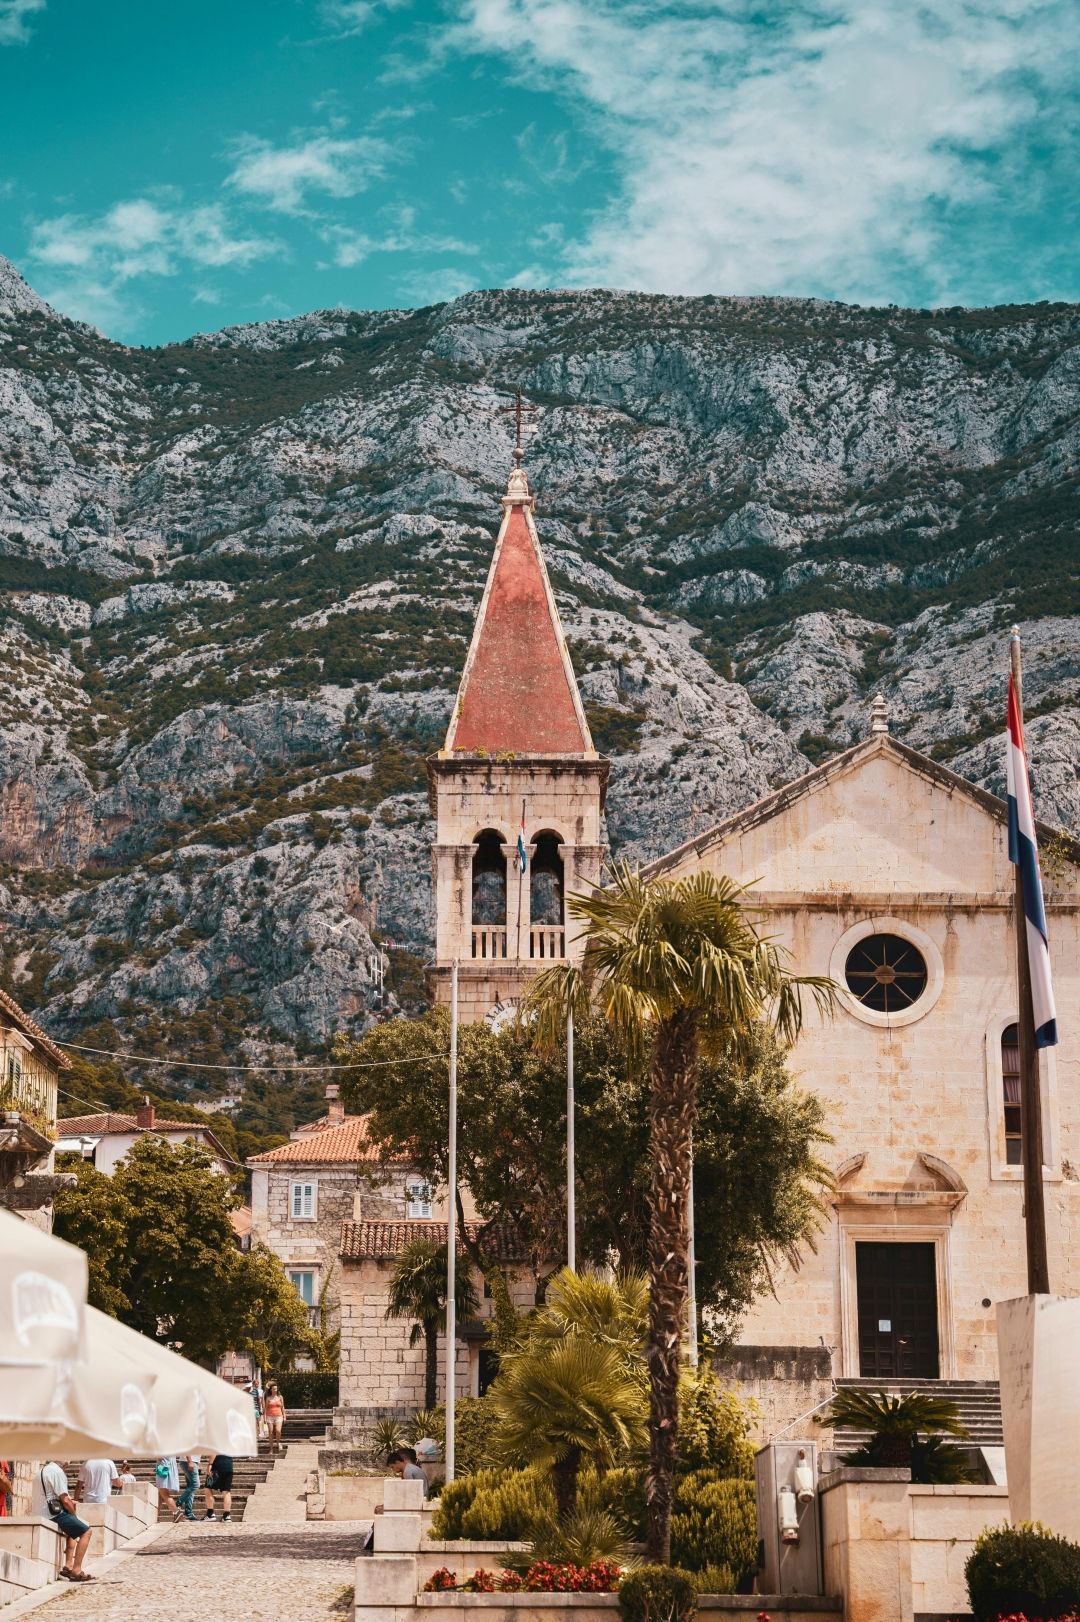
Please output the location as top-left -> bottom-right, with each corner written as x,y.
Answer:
33,1522 -> 365,1620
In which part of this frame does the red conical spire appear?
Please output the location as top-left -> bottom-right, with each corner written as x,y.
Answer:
443,464 -> 593,756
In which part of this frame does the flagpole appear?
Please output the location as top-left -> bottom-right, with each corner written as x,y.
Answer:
446,957 -> 459,1479
1010,630 -> 1050,1295
566,1003 -> 576,1272
686,1130 -> 699,1366
517,799 -> 526,962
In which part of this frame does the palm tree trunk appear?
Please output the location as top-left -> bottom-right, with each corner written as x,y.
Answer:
425,1320 -> 438,1410
646,1008 -> 698,1564
552,1445 -> 582,1522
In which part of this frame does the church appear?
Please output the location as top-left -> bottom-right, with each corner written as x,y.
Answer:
422,450 -> 1080,1430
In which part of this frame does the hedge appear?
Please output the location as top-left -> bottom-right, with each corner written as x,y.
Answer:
274,1371 -> 340,1407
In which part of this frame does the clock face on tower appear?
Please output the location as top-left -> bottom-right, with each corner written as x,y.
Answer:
486,998 -> 522,1033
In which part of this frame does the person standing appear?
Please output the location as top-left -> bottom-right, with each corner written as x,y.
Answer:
0,1459 -> 11,1517
34,1462 -> 93,1582
202,1453 -> 233,1522
77,1458 -> 118,1504
173,1455 -> 199,1522
115,1461 -> 138,1492
155,1456 -> 179,1518
263,1383 -> 286,1453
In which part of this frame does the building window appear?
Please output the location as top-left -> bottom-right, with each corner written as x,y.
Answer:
288,1269 -> 316,1305
5,1050 -> 22,1086
1001,1023 -> 1022,1165
844,933 -> 928,1014
290,1180 -> 317,1220
472,830 -> 507,926
530,832 -> 564,926
406,1176 -> 433,1219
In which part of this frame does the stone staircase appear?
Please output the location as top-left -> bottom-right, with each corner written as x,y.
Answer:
832,1378 -> 1003,1451
95,1444 -> 282,1524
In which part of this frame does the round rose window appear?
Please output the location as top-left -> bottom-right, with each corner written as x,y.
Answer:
844,933 -> 928,1014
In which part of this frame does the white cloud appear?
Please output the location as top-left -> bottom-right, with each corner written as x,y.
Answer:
458,0 -> 1080,304
28,197 -> 280,336
226,133 -> 394,213
397,265 -> 483,303
318,0 -> 410,37
320,203 -> 478,268
0,0 -> 44,45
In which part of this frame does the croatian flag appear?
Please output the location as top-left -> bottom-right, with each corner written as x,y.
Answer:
517,807 -> 527,874
1006,675 -> 1058,1048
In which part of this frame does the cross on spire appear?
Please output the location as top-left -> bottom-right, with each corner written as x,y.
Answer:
500,388 -> 535,465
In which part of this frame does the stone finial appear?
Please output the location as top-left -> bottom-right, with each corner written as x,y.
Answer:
502,460 -> 534,509
870,693 -> 890,735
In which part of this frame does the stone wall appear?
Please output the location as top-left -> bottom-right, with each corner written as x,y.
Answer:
716,1345 -> 835,1444
653,744 -> 1080,1384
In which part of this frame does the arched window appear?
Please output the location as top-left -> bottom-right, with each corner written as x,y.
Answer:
1001,1023 -> 1022,1165
530,831 -> 564,926
471,830 -> 506,926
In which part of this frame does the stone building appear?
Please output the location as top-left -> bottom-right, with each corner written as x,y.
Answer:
427,458 -> 608,1025
249,1086 -> 534,1408
643,715 -> 1080,1432
0,985 -> 70,1228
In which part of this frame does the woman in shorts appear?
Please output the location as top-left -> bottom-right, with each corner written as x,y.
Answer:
263,1383 -> 286,1453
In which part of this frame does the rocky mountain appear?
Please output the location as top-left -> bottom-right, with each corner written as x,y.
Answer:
1,256 -> 1078,1118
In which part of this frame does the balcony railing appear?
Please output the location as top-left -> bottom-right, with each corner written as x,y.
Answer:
472,927 -> 509,960
530,926 -> 566,961
1,1050 -> 57,1131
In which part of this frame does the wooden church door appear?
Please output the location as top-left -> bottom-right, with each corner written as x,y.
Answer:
856,1241 -> 939,1378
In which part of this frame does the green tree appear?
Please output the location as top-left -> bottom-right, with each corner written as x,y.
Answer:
52,1160 -> 132,1319
335,1010 -> 830,1334
384,1240 -> 480,1408
55,1136 -> 311,1368
529,864 -> 833,1563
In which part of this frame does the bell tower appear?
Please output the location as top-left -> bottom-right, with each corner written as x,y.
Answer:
427,459 -> 608,1023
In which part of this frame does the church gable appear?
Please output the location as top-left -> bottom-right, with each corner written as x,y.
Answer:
649,736 -> 1017,899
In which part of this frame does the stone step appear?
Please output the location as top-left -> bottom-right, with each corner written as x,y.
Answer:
831,1378 -> 1003,1447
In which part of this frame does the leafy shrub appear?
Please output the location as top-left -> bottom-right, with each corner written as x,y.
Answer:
275,1371 -> 339,1407
690,1565 -> 737,1596
670,1474 -> 757,1583
965,1521 -> 1080,1622
461,1469 -> 554,1540
677,1366 -> 755,1478
429,1396 -> 499,1475
408,1407 -> 441,1445
526,1506 -> 632,1567
618,1564 -> 698,1622
369,1416 -> 407,1458
423,1562 -> 620,1594
588,1465 -> 647,1541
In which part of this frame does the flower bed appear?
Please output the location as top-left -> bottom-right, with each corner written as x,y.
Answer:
424,1562 -> 621,1595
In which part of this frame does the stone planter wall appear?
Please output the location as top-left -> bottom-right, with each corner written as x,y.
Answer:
820,1466 -> 1008,1622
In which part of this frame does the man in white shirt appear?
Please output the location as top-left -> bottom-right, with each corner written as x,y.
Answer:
77,1459 -> 118,1504
33,1462 -> 92,1583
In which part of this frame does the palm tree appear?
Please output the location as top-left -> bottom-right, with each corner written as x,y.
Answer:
529,863 -> 833,1562
384,1239 -> 480,1409
822,1388 -> 969,1472
526,1266 -> 648,1376
490,1335 -> 647,1519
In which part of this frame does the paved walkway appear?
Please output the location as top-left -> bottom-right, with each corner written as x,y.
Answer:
31,1520 -> 367,1620
244,1440 -> 321,1523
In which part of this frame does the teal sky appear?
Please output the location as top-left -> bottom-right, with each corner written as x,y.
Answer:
1,0 -> 1077,345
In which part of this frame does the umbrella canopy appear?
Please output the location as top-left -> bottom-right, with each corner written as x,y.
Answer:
0,1305 -> 258,1459
0,1209 -> 87,1366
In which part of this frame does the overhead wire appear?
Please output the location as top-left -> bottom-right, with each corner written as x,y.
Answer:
58,1041 -> 447,1074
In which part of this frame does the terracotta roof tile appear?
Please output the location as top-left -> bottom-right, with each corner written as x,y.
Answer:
58,1112 -> 220,1136
0,987 -> 71,1069
447,502 -> 591,755
247,1114 -> 401,1166
340,1218 -> 526,1263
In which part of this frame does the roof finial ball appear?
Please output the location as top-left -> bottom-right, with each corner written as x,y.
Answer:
870,693 -> 890,735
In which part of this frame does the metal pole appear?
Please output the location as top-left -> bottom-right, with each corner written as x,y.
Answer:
1010,633 -> 1050,1294
445,958 -> 459,1479
686,1130 -> 699,1365
566,1004 -> 576,1272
